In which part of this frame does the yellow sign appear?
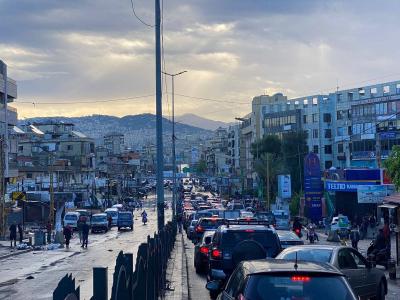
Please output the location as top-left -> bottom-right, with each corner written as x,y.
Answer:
12,192 -> 26,201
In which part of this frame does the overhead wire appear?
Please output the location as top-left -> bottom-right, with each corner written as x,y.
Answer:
129,0 -> 154,28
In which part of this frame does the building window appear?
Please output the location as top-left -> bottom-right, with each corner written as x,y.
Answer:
313,129 -> 319,139
338,143 -> 344,153
18,145 -> 23,151
312,113 -> 318,123
371,87 -> 377,96
323,113 -> 331,123
303,99 -> 308,108
295,100 -> 299,107
325,161 -> 333,169
67,145 -> 73,150
352,123 -> 363,134
312,97 -> 318,106
324,129 -> 332,138
359,88 -> 365,96
303,115 -> 307,124
383,85 -> 390,94
348,92 -> 353,101
313,145 -> 319,154
324,145 -> 332,154
337,110 -> 343,120
397,83 -> 400,94
375,103 -> 388,115
364,123 -> 375,134
337,94 -> 342,102
27,173 -> 33,179
337,127 -> 345,136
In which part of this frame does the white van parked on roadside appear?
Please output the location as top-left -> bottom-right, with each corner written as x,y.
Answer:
63,212 -> 80,229
105,208 -> 119,226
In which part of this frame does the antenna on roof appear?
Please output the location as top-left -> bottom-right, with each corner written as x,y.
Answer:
294,252 -> 298,271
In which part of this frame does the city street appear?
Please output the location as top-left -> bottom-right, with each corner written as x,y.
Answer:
0,196 -> 171,300
179,231 -> 400,300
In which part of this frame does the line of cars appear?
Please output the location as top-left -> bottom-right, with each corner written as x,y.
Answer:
63,205 -> 134,233
182,195 -> 388,300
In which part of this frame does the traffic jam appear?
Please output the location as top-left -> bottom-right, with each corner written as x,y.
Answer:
180,191 -> 388,300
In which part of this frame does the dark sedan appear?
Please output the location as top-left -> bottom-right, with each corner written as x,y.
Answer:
194,230 -> 215,273
277,245 -> 387,300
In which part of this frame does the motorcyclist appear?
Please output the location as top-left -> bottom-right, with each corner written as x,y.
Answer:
141,210 -> 148,224
307,222 -> 319,242
293,217 -> 302,237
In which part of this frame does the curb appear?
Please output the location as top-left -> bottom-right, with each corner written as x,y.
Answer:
181,233 -> 190,300
0,248 -> 32,260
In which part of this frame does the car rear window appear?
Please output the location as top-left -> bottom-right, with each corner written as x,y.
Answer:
119,213 -> 132,220
92,216 -> 106,222
65,214 -> 77,221
245,274 -> 355,300
221,231 -> 279,254
278,249 -> 333,263
199,219 -> 225,228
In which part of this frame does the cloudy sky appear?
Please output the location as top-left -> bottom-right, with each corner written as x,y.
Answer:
2,0 -> 400,121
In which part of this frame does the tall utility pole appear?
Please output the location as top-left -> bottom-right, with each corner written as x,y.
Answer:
155,0 -> 164,231
49,154 -> 54,225
162,70 -> 187,219
0,139 -> 5,237
266,153 -> 270,211
1,61 -> 9,178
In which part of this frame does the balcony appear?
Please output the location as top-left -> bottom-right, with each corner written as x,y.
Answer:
0,105 -> 18,126
0,74 -> 17,99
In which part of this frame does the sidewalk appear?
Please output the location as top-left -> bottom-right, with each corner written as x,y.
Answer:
164,232 -> 189,300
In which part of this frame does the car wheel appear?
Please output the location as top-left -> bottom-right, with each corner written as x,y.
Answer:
376,279 -> 386,300
118,227 -> 121,231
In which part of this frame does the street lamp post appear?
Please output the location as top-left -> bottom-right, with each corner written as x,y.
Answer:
162,70 -> 187,219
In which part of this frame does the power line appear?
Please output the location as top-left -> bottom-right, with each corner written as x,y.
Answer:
129,0 -> 154,28
173,93 -> 249,105
14,94 -> 155,105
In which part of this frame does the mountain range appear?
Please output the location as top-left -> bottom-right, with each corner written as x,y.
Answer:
176,113 -> 230,131
19,113 -> 214,148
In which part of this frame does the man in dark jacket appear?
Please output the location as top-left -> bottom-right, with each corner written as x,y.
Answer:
9,222 -> 17,248
17,224 -> 23,244
81,221 -> 90,248
63,225 -> 73,249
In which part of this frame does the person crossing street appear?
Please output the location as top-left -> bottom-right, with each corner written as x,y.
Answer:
81,220 -> 90,248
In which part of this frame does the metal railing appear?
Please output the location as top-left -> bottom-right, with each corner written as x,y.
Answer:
53,219 -> 177,300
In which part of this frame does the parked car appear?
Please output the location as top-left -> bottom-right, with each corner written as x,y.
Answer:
206,259 -> 357,300
208,220 -> 281,283
276,230 -> 304,249
276,245 -> 387,300
194,230 -> 215,273
105,208 -> 119,226
91,213 -> 108,233
117,211 -> 133,231
63,212 -> 80,230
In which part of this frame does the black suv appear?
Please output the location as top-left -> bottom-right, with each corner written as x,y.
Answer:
206,259 -> 357,300
207,220 -> 282,283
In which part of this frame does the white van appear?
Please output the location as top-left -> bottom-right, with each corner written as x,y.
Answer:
63,212 -> 80,229
105,208 -> 119,226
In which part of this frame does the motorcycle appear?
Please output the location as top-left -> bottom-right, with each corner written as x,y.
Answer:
367,240 -> 390,269
142,214 -> 148,225
293,227 -> 302,238
307,227 -> 318,244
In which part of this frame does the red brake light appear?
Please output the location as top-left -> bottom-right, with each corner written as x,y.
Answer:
196,226 -> 204,233
200,246 -> 209,254
211,249 -> 222,259
245,229 -> 254,232
295,229 -> 300,233
291,276 -> 311,282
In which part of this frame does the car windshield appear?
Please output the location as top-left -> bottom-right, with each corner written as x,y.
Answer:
245,274 -> 355,300
92,216 -> 106,222
278,249 -> 333,263
221,231 -> 279,256
65,214 -> 77,220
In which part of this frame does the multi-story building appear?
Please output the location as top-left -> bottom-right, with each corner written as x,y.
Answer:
204,127 -> 230,175
227,124 -> 240,176
104,132 -> 124,155
0,60 -> 19,179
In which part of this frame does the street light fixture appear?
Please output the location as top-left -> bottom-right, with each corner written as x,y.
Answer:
162,70 -> 187,219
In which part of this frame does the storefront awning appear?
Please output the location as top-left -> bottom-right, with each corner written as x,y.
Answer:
383,193 -> 400,205
378,204 -> 398,209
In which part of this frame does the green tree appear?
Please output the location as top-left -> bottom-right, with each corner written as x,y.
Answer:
281,131 -> 308,193
384,145 -> 400,190
195,159 -> 207,174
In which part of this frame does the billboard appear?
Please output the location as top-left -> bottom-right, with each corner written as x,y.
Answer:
325,180 -> 379,192
278,174 -> 292,199
304,153 -> 322,222
357,185 -> 395,204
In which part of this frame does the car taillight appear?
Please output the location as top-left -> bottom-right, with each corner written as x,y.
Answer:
200,246 -> 209,255
211,248 -> 222,259
244,229 -> 254,232
291,276 -> 311,282
196,226 -> 204,233
295,229 -> 300,234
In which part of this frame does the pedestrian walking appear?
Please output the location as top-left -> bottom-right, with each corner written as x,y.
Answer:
77,216 -> 84,243
350,225 -> 360,250
63,225 -> 72,249
81,221 -> 89,248
9,222 -> 17,248
18,223 -> 23,244
46,220 -> 52,244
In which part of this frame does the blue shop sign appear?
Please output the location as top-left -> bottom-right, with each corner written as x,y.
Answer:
325,180 -> 379,192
